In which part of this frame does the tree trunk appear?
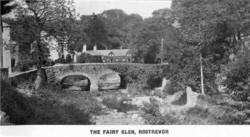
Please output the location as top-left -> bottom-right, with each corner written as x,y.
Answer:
34,36 -> 47,90
34,68 -> 47,90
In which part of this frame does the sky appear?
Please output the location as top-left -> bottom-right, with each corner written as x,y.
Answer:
73,0 -> 172,18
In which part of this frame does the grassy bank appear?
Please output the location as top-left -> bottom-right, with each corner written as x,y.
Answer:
1,80 -> 94,125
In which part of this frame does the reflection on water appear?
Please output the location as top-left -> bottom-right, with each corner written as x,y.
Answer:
98,73 -> 121,91
61,75 -> 90,91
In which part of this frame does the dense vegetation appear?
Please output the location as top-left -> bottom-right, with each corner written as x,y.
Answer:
1,80 -> 94,124
76,53 -> 103,63
2,0 -> 250,125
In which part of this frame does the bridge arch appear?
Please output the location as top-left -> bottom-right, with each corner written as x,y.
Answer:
98,72 -> 121,90
61,75 -> 91,91
56,72 -> 97,91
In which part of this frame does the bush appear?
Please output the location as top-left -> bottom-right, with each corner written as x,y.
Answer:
65,54 -> 72,63
231,91 -> 249,102
54,58 -> 66,64
36,84 -> 102,116
1,80 -> 93,124
141,98 -> 167,125
223,49 -> 250,101
77,53 -> 102,63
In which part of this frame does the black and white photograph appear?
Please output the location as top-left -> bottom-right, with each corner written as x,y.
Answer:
0,0 -> 250,135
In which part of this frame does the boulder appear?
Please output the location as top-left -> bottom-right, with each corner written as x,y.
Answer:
186,87 -> 200,107
170,91 -> 187,105
131,97 -> 151,107
121,89 -> 128,94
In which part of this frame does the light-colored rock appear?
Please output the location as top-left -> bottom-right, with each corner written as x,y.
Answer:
151,96 -> 164,104
186,86 -> 200,107
131,114 -> 139,120
131,97 -> 151,107
0,111 -> 6,120
170,91 -> 186,105
154,78 -> 170,91
121,89 -> 128,94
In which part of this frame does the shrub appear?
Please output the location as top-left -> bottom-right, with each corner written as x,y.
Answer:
65,54 -> 72,63
1,80 -> 93,124
141,98 -> 166,125
146,74 -> 162,89
36,84 -> 102,116
231,91 -> 249,102
77,53 -> 103,63
223,49 -> 250,101
54,58 -> 66,64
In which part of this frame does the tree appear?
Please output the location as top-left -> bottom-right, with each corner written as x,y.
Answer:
15,0 -> 75,67
85,14 -> 108,50
14,0 -> 75,89
132,14 -> 176,64
101,9 -> 143,49
1,0 -> 17,15
172,0 -> 250,51
166,0 -> 250,94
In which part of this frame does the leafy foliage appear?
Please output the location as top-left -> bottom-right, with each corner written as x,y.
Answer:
84,14 -> 108,50
1,80 -> 93,124
222,49 -> 250,101
12,0 -> 75,68
101,9 -> 143,49
76,53 -> 103,63
1,0 -> 17,15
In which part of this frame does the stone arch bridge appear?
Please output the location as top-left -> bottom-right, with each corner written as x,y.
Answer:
10,63 -> 169,91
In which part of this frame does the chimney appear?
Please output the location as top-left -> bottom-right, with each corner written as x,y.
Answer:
82,44 -> 87,52
93,44 -> 97,51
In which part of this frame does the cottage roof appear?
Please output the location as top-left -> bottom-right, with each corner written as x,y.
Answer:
84,49 -> 131,56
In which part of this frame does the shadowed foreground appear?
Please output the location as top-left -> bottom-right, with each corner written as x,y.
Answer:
0,80 -> 92,125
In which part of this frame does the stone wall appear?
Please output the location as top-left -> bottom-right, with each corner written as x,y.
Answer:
9,63 -> 169,91
9,69 -> 37,89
